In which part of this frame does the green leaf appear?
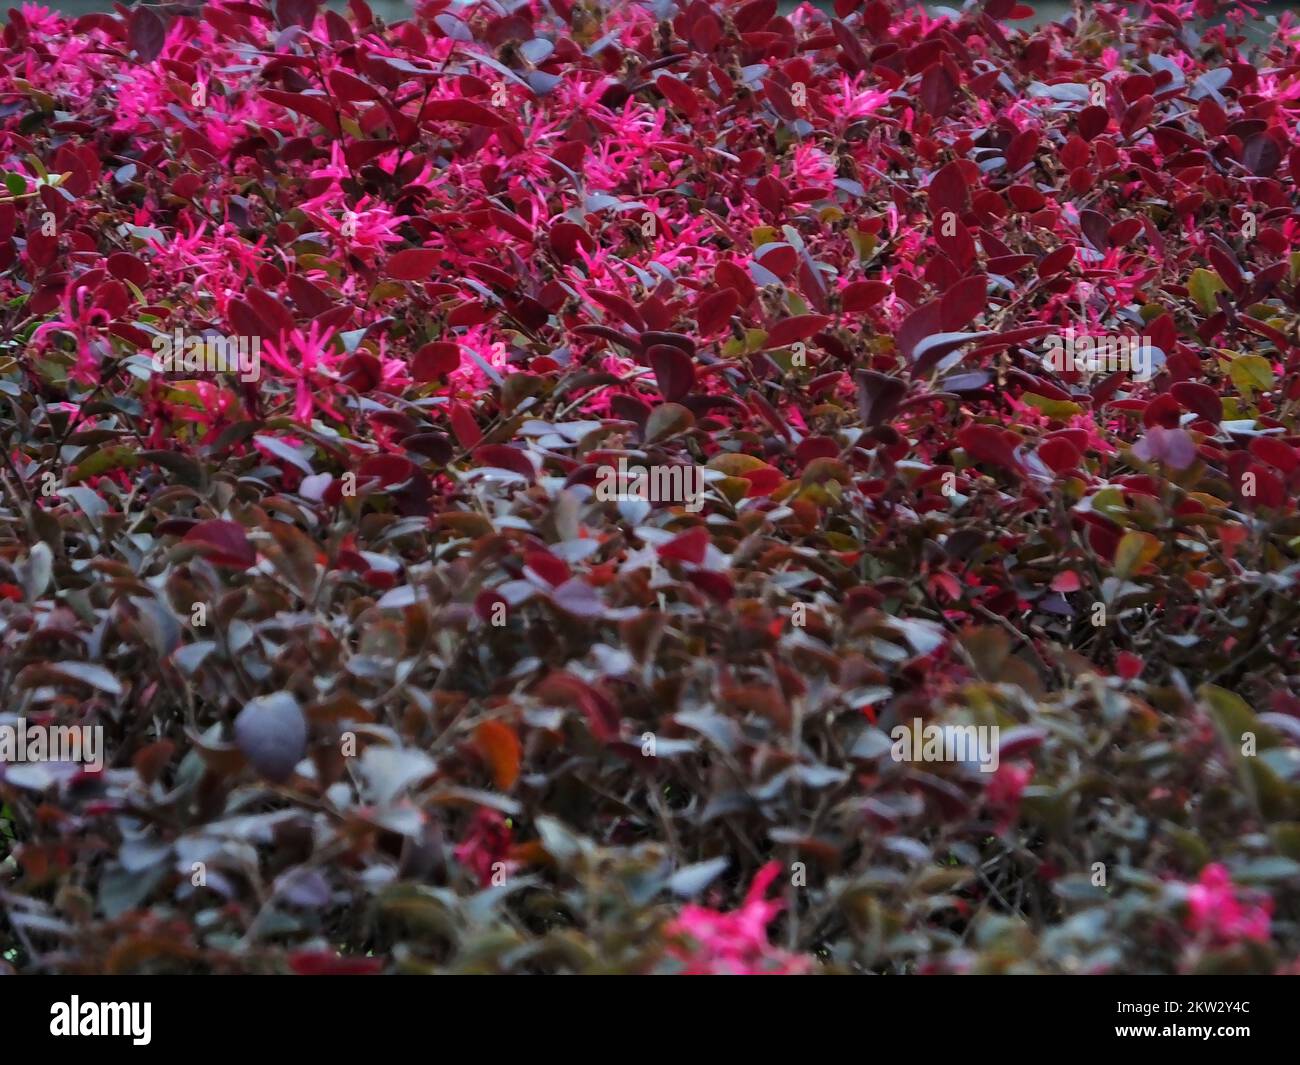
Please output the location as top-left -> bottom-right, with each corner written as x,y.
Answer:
1189,268 -> 1227,315
1113,530 -> 1159,580
1227,354 -> 1273,399
1022,392 -> 1083,418
68,445 -> 138,484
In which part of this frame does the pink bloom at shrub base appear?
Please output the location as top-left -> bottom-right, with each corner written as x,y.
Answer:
665,862 -> 812,975
1183,863 -> 1272,948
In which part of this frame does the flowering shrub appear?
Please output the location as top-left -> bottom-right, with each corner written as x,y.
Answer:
1183,863 -> 1272,950
1,0 -> 1300,975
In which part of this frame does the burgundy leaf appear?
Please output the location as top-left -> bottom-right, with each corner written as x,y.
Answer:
856,370 -> 907,428
387,249 -> 441,281
127,7 -> 166,62
184,519 -> 256,569
940,274 -> 988,331
767,314 -> 831,348
647,344 -> 696,402
957,424 -> 1023,477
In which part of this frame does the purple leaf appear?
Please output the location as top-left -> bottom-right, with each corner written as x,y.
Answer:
1132,426 -> 1197,470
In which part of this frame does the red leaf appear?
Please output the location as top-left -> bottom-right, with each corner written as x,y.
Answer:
275,0 -> 318,29
357,454 -> 416,490
185,519 -> 256,569
449,404 -> 482,449
127,6 -> 166,62
927,161 -> 968,218
345,140 -> 398,168
533,672 -> 620,743
260,90 -> 341,136
986,254 -> 1035,275
589,289 -> 647,331
386,249 -> 441,281
940,274 -> 987,331
830,18 -> 869,72
1007,185 -> 1045,211
1038,246 -> 1076,280
1005,129 -> 1039,172
1107,218 -> 1143,247
1038,437 -> 1081,473
756,244 -> 798,278
688,569 -> 734,603
422,98 -> 508,127
842,280 -> 889,313
1052,570 -> 1081,593
957,424 -> 1023,477
107,252 -> 148,288
549,222 -> 594,263
767,314 -> 831,348
412,341 -> 461,381
920,62 -> 957,118
658,526 -> 709,565
1078,105 -> 1109,140
897,300 -> 943,361
657,74 -> 701,118
524,550 -> 570,588
473,444 -> 536,483
647,344 -> 696,402
696,288 -> 739,334
742,466 -> 784,496
289,951 -> 384,976
328,69 -> 381,102
1249,435 -> 1299,473
764,78 -> 798,122
1170,381 -> 1222,424
1115,652 -> 1144,681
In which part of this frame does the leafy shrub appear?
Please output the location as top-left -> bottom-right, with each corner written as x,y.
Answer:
1,0 -> 1299,975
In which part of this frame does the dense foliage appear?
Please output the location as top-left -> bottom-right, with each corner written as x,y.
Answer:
1,0 -> 1300,974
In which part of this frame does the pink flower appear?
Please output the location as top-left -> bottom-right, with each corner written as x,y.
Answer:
29,281 -> 110,384
664,862 -> 812,975
985,762 -> 1032,830
259,321 -> 342,424
1184,863 -> 1272,946
453,810 -> 516,888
